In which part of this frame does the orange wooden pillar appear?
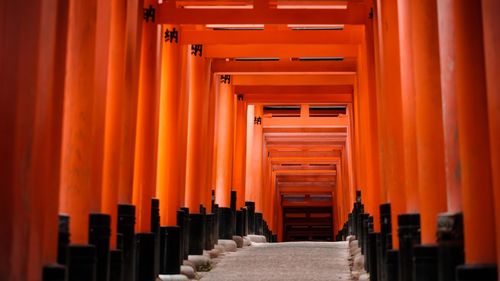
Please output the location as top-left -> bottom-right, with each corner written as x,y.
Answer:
375,0 -> 407,248
133,0 -> 160,232
0,0 -> 68,279
449,0 -> 497,268
214,76 -> 236,208
396,0 -> 420,213
119,0 -> 143,204
482,0 -> 500,272
233,95 -> 248,209
59,0 -> 101,244
156,25 -> 190,225
409,0 -> 448,244
245,105 -> 264,212
185,45 -> 212,212
363,17 -> 382,232
204,74 -> 218,210
357,33 -> 381,226
436,0 -> 462,213
102,0 -> 128,248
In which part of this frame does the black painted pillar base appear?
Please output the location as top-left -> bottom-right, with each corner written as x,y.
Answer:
255,213 -> 263,235
58,215 -> 71,265
398,213 -> 421,281
109,250 -> 123,281
456,264 -> 498,281
117,204 -> 136,281
235,210 -> 244,237
368,232 -> 379,281
43,263 -> 67,281
218,207 -> 235,239
213,204 -> 219,242
151,199 -> 160,277
245,201 -> 255,234
437,212 -> 464,281
189,213 -> 205,255
378,203 -> 392,281
386,249 -> 399,281
241,207 -> 248,236
88,213 -> 111,281
205,214 -> 215,250
135,233 -> 156,281
177,208 -> 190,260
160,226 -> 182,275
67,244 -> 97,281
413,244 -> 438,281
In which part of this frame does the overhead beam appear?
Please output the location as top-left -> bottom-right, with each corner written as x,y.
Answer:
204,44 -> 358,58
157,3 -> 368,24
212,59 -> 357,73
179,28 -> 364,44
232,73 -> 356,85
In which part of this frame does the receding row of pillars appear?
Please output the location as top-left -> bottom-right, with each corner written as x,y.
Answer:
0,1 -> 268,280
348,0 -> 500,279
45,192 -> 276,281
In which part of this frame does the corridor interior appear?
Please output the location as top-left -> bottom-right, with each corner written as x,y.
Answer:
1,0 -> 500,281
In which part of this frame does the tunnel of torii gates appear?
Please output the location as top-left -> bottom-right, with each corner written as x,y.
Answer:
1,0 -> 500,280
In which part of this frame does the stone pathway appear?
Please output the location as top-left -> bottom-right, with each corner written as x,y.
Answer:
200,241 -> 353,281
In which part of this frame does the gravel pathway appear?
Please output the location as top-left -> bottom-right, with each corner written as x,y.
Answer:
201,241 -> 353,281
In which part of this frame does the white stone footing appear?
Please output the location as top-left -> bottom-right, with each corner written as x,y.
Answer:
246,235 -> 267,243
217,239 -> 237,252
158,274 -> 188,281
233,236 -> 244,248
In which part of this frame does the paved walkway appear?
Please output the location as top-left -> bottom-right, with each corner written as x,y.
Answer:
201,241 -> 353,281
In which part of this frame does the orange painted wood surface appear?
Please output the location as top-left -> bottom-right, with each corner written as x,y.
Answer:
233,97 -> 248,209
215,78 -> 236,208
375,0 -> 407,248
185,46 -> 212,212
482,0 -> 500,270
102,0 -> 130,248
133,1 -> 160,232
410,0 -> 448,244
59,0 -> 100,244
157,26 -> 190,225
452,0 -> 496,264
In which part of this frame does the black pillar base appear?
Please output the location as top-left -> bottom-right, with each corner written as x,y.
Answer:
109,250 -> 123,281
413,244 -> 438,281
58,215 -> 70,265
386,249 -> 399,281
117,204 -> 136,281
135,233 -> 156,281
368,232 -> 379,281
67,244 -> 97,281
205,214 -> 215,250
437,212 -> 464,281
456,264 -> 498,281
189,213 -> 205,255
160,226 -> 182,275
151,199 -> 160,277
245,201 -> 255,234
241,208 -> 248,236
218,207 -> 235,239
236,210 -> 244,237
43,263 -> 66,281
397,213 -> 421,281
88,213 -> 111,281
177,208 -> 190,260
255,213 -> 263,235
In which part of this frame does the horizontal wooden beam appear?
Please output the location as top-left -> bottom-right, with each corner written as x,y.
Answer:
157,3 -> 369,24
179,28 -> 364,44
212,59 -> 357,73
232,73 -> 356,85
245,93 -> 353,103
204,44 -> 358,58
